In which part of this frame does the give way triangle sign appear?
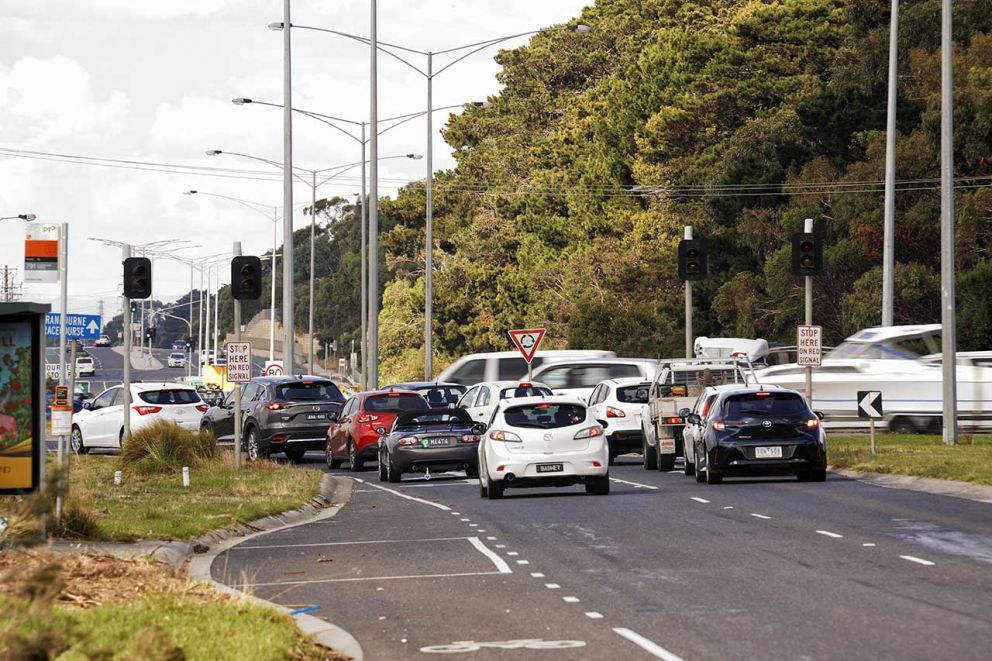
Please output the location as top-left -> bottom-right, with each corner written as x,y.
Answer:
508,328 -> 546,364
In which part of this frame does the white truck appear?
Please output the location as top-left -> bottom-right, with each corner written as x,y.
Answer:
641,358 -> 753,471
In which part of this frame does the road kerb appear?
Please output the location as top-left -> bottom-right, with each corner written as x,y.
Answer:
829,467 -> 992,504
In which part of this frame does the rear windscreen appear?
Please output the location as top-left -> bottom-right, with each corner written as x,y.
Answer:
504,403 -> 586,429
276,382 -> 344,402
722,393 -> 809,418
416,386 -> 465,406
500,386 -> 553,399
366,394 -> 430,413
138,390 -> 200,405
616,385 -> 650,404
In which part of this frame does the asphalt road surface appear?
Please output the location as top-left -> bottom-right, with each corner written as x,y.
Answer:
212,456 -> 992,660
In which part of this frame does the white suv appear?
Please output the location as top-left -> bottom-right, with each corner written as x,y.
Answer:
75,355 -> 96,377
478,395 -> 609,499
70,383 -> 208,453
457,380 -> 553,425
586,378 -> 652,465
167,352 -> 187,368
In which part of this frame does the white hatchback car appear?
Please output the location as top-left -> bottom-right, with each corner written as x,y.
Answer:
586,378 -> 652,464
167,352 -> 187,368
478,396 -> 610,499
70,383 -> 208,453
75,355 -> 96,377
458,380 -> 553,425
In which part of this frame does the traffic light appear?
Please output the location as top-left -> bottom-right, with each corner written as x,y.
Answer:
678,239 -> 707,281
791,232 -> 822,276
231,256 -> 262,300
123,257 -> 152,299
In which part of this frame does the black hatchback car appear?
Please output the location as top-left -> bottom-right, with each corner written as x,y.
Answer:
685,386 -> 826,484
377,409 -> 485,483
199,376 -> 344,462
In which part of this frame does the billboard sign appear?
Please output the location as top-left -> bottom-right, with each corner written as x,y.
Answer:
0,312 -> 43,494
24,224 -> 59,284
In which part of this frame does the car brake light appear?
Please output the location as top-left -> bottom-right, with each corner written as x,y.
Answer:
574,426 -> 604,439
519,383 -> 532,388
755,392 -> 771,397
460,434 -> 481,443
489,430 -> 522,442
397,436 -> 418,446
357,414 -> 380,423
806,418 -> 820,429
606,406 -> 625,418
665,416 -> 683,425
133,406 -> 162,416
713,420 -> 726,431
195,404 -> 209,413
266,402 -> 285,411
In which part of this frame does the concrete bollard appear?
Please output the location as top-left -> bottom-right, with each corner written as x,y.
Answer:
182,466 -> 190,488
114,470 -> 122,486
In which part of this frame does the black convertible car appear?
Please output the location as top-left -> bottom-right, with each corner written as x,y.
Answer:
377,409 -> 485,483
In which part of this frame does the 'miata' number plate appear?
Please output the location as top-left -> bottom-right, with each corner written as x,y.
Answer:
536,463 -> 564,473
755,446 -> 783,459
424,437 -> 450,447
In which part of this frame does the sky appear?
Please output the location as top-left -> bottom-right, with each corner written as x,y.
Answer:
0,0 -> 590,322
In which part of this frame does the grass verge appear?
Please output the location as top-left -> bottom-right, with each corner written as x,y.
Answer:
64,453 -> 323,542
829,433 -> 992,486
0,551 -> 339,660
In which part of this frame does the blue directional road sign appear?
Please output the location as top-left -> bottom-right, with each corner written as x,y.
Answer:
44,313 -> 102,340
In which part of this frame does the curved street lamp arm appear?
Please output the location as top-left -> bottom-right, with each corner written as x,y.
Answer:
292,24 -> 428,77
432,28 -> 545,56
188,191 -> 279,222
212,151 -> 312,188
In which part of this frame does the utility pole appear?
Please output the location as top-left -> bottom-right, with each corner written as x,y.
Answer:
940,0 -> 958,445
425,51 -> 435,380
881,0 -> 899,327
281,0 -> 296,376
55,223 -> 69,527
368,0 -> 380,389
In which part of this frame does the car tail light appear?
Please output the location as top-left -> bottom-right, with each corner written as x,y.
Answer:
713,420 -> 726,431
592,461 -> 602,468
266,402 -> 285,411
606,406 -> 625,418
755,392 -> 772,397
665,416 -> 683,425
272,435 -> 287,443
460,434 -> 481,443
357,414 -> 380,423
806,418 -> 820,429
133,406 -> 162,416
195,404 -> 209,413
489,430 -> 522,442
574,426 -> 604,440
397,436 -> 418,446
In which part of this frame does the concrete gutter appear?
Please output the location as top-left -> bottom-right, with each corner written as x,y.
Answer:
48,474 -> 363,659
831,467 -> 992,505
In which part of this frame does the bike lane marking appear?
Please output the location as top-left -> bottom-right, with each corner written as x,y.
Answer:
613,628 -> 686,661
468,536 -> 513,574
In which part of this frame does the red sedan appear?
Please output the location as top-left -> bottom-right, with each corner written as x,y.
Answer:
326,389 -> 430,471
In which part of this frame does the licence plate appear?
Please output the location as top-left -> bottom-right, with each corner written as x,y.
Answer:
306,414 -> 326,421
536,463 -> 564,473
755,446 -> 783,459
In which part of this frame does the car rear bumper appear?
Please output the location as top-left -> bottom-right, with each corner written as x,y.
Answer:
710,440 -> 825,474
391,444 -> 478,473
487,455 -> 608,488
608,430 -> 644,453
262,425 -> 333,452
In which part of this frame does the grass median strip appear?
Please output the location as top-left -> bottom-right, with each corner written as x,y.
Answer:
829,433 -> 992,486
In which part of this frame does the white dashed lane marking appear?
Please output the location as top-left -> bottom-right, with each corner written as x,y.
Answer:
900,555 -> 936,566
516,560 -> 530,565
863,543 -> 876,547
563,596 -> 580,603
545,583 -> 560,589
613,627 -> 686,661
749,513 -> 771,520
530,572 -> 545,578
609,477 -> 660,490
585,612 -> 604,619
816,530 -> 843,539
690,497 -> 710,504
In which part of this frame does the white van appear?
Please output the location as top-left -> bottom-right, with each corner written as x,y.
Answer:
437,350 -> 614,386
530,358 -> 660,401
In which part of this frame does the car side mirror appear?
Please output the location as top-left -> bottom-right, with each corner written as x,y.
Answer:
472,423 -> 487,435
82,402 -> 93,410
687,414 -> 701,425
678,407 -> 691,417
375,426 -> 387,435
815,411 -> 824,420
596,419 -> 608,429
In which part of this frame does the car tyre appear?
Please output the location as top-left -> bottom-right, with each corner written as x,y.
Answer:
246,427 -> 268,462
378,453 -> 388,481
284,448 -> 305,463
487,478 -> 504,500
69,426 -> 88,455
706,465 -> 723,485
810,468 -> 827,482
585,476 -> 610,495
479,476 -> 488,498
386,453 -> 402,483
348,440 -> 364,472
683,449 -> 695,476
642,438 -> 657,470
694,444 -> 706,483
465,463 -> 479,479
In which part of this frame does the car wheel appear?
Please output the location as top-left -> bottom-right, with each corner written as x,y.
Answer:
378,452 -> 388,481
683,448 -> 695,476
284,449 -> 305,462
386,453 -> 402,483
657,447 -> 675,472
247,428 -> 268,462
642,438 -> 657,470
348,440 -> 364,472
465,463 -> 479,479
584,476 -> 610,495
607,437 -> 617,466
706,464 -> 723,485
69,426 -> 88,455
889,417 -> 916,435
479,474 -> 488,498
694,444 -> 706,483
810,468 -> 827,482
487,477 -> 504,500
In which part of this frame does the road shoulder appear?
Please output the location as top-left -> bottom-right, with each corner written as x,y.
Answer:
830,467 -> 992,504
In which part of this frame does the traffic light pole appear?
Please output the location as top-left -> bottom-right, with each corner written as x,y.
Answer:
804,218 -> 814,403
122,245 -> 132,442
233,242 -> 243,469
684,226 -> 693,359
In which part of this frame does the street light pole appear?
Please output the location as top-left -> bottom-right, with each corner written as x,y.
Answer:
940,0 -> 957,445
369,0 -> 380,389
882,0 -> 899,327
425,52 -> 434,380
308,170 -> 316,375
360,123 -> 368,389
282,0 -> 296,376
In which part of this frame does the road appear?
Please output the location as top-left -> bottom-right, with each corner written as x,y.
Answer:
211,456 -> 992,660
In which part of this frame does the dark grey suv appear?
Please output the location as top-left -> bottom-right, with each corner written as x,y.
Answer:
200,376 -> 345,462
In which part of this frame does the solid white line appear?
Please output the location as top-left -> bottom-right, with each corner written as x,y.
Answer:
900,555 -> 936,566
360,481 -> 451,511
383,480 -> 475,488
563,596 -> 580,603
234,536 -> 470,551
468,536 -> 513,574
613,628 -> 685,661
545,583 -> 560,589
248,571 -> 503,588
749,513 -> 771,520
585,612 -> 604,619
816,530 -> 843,539
690,497 -> 710,504
609,477 -> 660,490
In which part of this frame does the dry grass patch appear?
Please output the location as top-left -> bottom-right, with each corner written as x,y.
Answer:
830,433 -> 992,485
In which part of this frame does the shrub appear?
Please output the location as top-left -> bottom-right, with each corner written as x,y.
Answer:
118,421 -> 217,476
